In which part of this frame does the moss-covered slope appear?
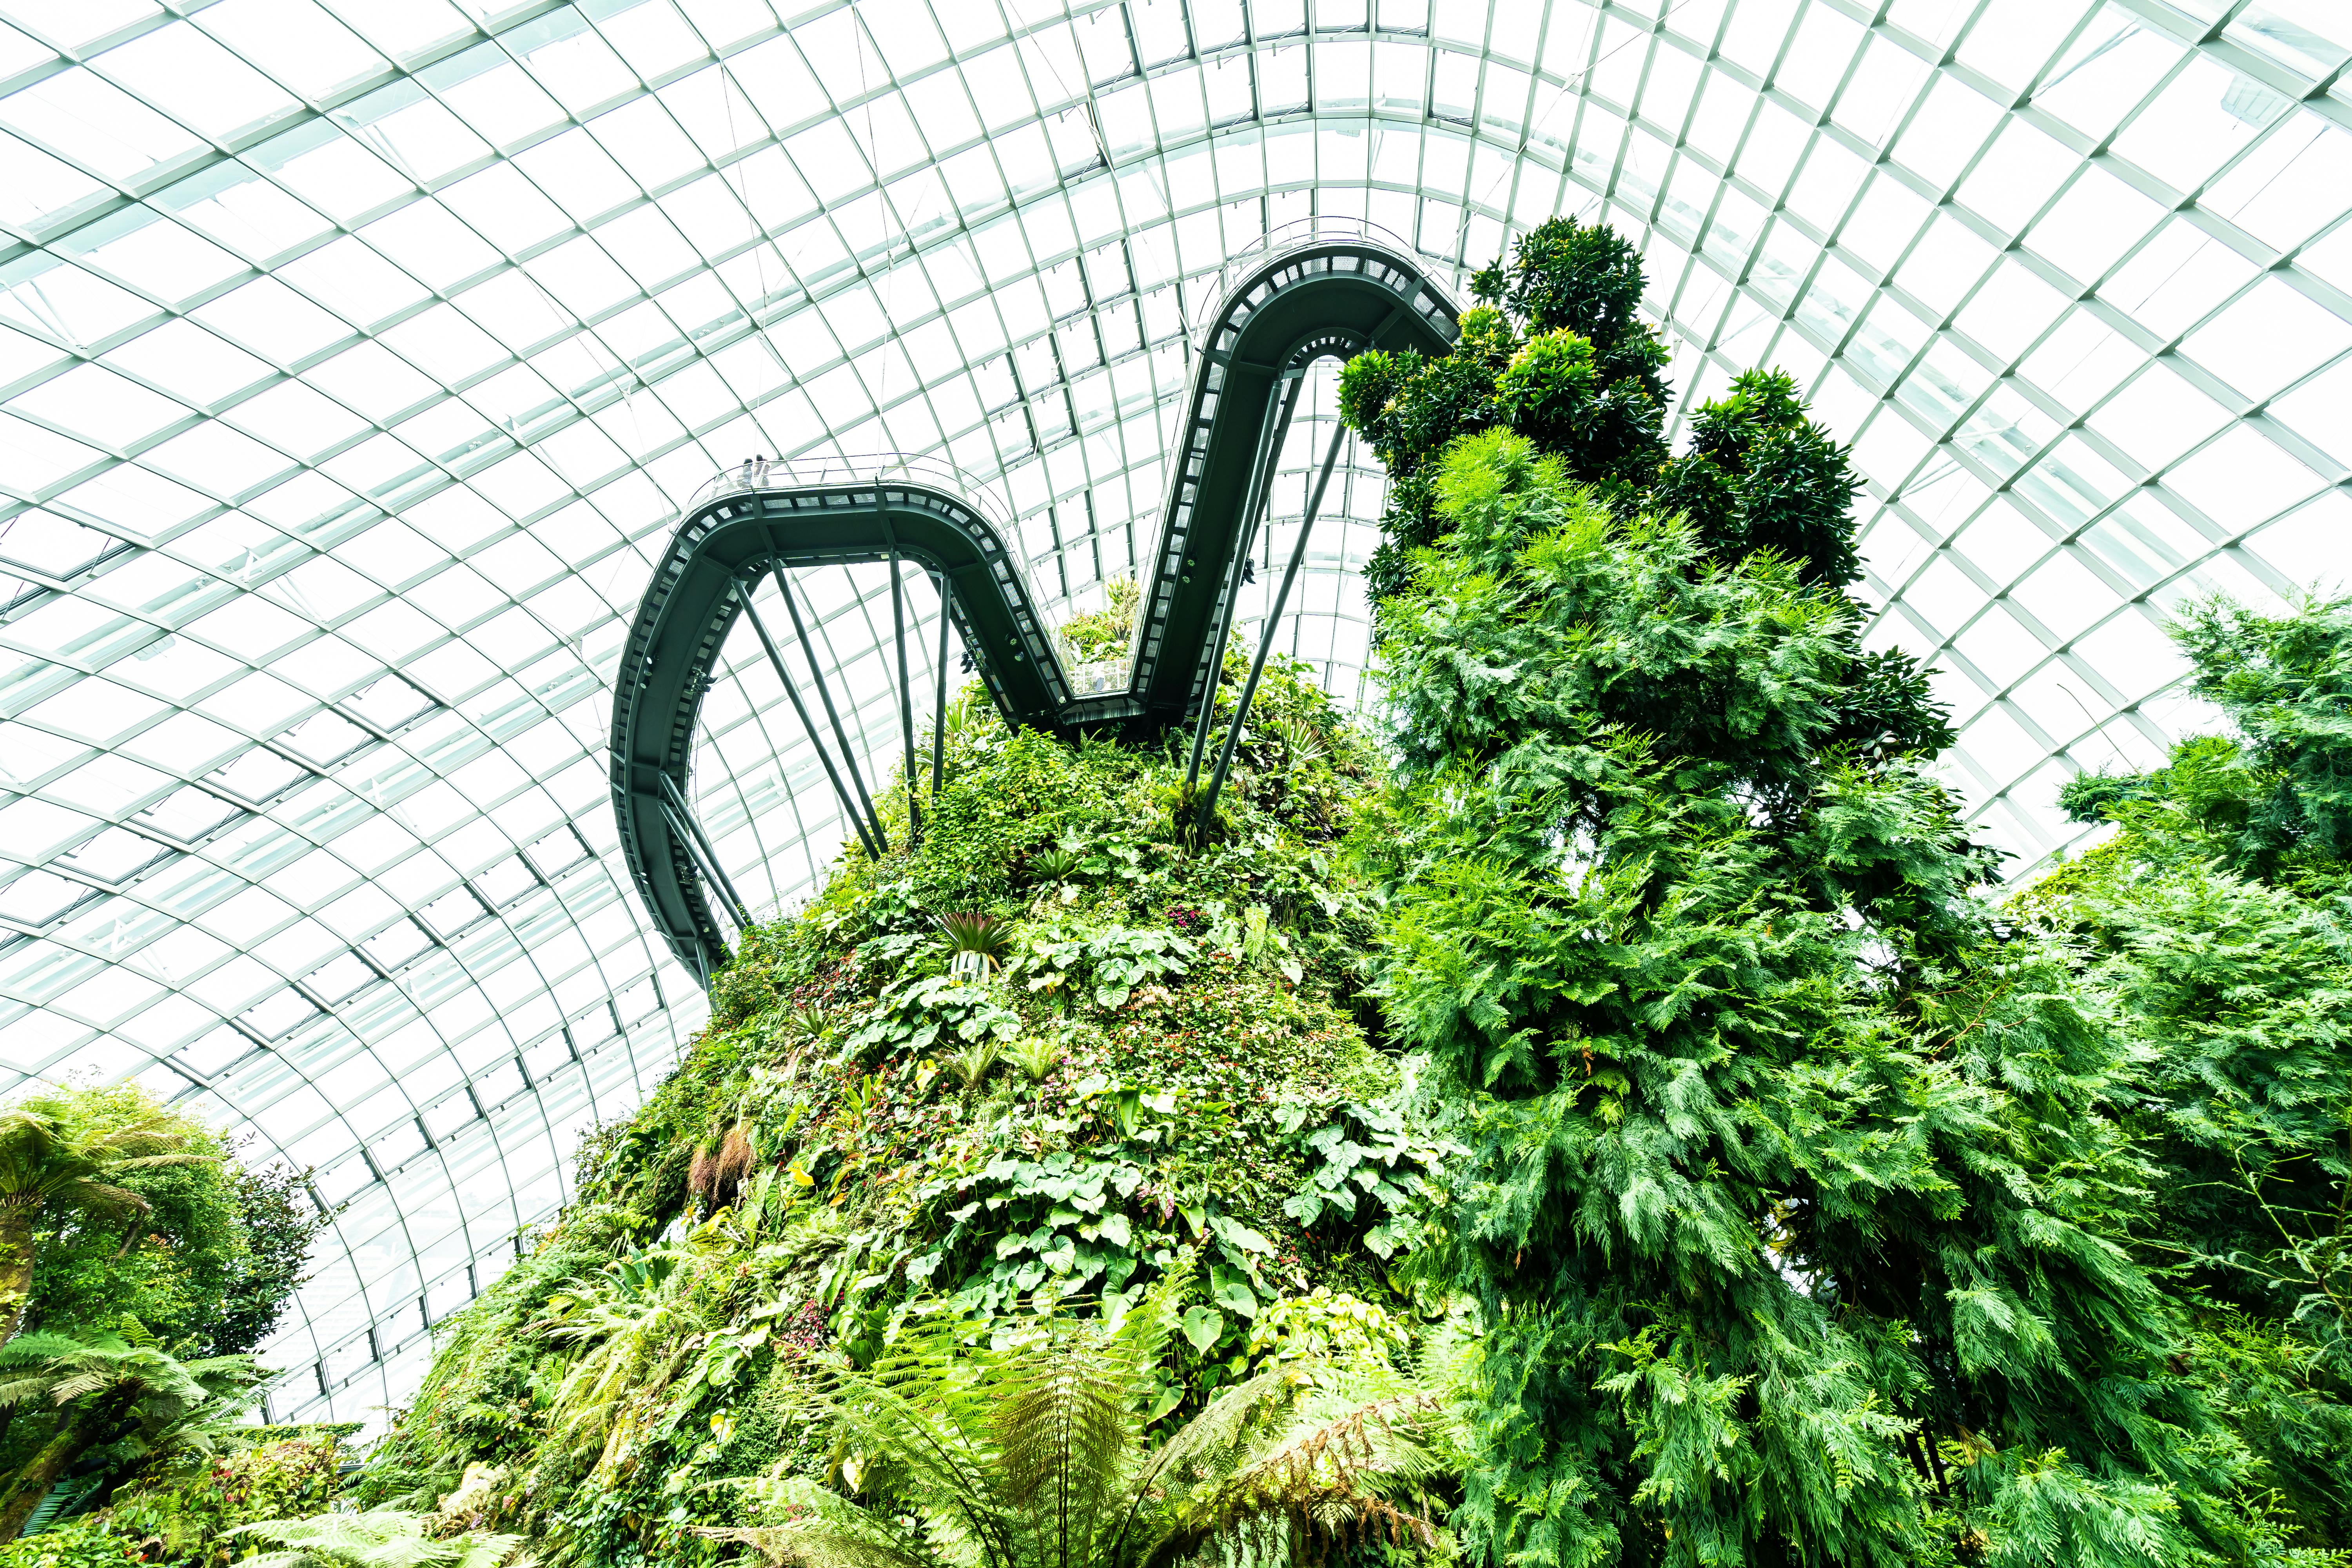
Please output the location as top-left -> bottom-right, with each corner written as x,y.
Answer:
357,651 -> 1441,1568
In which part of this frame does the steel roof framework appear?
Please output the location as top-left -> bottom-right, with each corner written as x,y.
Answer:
0,0 -> 2342,1424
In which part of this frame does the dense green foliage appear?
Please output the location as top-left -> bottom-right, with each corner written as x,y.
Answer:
0,1083 -> 329,1559
351,655 -> 1452,1568
102,1429 -> 345,1563
230,1509 -> 527,1568
1341,217 -> 1668,603
1358,430 -> 2246,1568
2031,593 -> 2352,1548
1338,218 -> 2352,1564
345,214 -> 2352,1568
1339,218 -> 1948,763
2060,597 -> 2352,883
701,1266 -> 1452,1568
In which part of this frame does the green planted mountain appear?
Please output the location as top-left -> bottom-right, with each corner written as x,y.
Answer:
353,650 -> 1450,1567
211,215 -> 2352,1568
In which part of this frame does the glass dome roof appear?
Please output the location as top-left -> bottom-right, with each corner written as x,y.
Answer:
0,0 -> 2343,1425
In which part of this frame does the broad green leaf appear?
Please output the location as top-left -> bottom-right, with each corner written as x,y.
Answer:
1180,1305 -> 1226,1352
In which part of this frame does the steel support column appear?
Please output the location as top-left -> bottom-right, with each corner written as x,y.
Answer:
774,566 -> 888,856
1197,416 -> 1350,829
739,582 -> 885,860
1185,373 -> 1301,793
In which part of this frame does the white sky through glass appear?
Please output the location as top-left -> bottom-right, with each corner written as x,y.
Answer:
0,0 -> 2345,1425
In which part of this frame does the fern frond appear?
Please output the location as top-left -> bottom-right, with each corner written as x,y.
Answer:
994,1337 -> 1134,1568
695,1525 -> 934,1568
1172,1388 -> 1445,1559
1129,1364 -> 1307,1499
231,1510 -> 527,1568
0,1376 -> 53,1406
704,1475 -> 940,1568
0,1331 -> 105,1365
44,1370 -> 112,1403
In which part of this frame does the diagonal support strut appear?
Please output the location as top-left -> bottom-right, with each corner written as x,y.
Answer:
1185,372 -> 1303,795
773,566 -> 889,856
739,578 -> 886,860
1197,413 -> 1350,831
931,570 -> 951,804
659,773 -> 751,932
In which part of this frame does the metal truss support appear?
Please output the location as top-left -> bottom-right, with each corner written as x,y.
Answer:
659,773 -> 751,933
879,497 -> 922,846
931,570 -> 950,804
614,230 -> 1463,976
1185,372 -> 1302,795
1197,415 -> 1350,831
773,566 -> 889,856
739,581 -> 885,860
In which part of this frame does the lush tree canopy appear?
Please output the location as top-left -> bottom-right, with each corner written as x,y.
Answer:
0,1083 -> 327,1557
1334,220 -> 2352,1568
1355,430 -> 2260,1568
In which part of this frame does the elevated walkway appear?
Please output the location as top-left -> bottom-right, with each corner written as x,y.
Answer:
611,221 -> 1461,978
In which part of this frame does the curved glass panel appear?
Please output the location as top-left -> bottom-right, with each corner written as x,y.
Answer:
0,0 -> 2341,1424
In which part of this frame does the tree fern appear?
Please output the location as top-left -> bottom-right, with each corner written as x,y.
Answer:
705,1263 -> 1446,1568
232,1509 -> 529,1568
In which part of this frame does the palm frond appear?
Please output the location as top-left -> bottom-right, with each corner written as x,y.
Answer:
829,1365 -> 1014,1557
1004,1038 -> 1062,1083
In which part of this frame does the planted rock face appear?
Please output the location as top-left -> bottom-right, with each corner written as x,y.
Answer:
352,649 -> 1449,1566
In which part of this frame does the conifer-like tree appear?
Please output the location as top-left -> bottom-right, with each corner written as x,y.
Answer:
1341,216 -> 1671,603
1358,430 -> 2274,1568
1340,217 -> 1948,760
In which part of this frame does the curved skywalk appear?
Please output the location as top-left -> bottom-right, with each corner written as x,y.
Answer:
0,0 -> 2343,1426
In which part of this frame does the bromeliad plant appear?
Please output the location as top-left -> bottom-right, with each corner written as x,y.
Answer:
704,1266 -> 1447,1568
933,912 -> 1014,980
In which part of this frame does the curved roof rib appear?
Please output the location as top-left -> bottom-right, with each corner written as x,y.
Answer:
0,0 -> 2341,1430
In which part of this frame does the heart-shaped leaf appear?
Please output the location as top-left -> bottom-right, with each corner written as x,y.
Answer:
1180,1305 -> 1226,1353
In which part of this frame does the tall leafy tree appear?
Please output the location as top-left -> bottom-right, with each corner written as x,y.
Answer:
0,1089 -> 212,1349
0,1321 -> 263,1536
207,1162 -> 332,1357
0,1085 -> 324,1549
1339,217 -> 1948,760
1356,432 -> 2263,1568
